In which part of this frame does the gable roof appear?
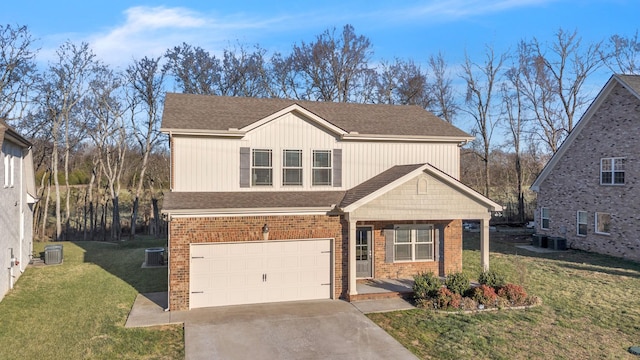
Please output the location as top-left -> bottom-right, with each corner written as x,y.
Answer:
531,74 -> 640,191
160,93 -> 473,141
0,118 -> 32,148
340,163 -> 503,213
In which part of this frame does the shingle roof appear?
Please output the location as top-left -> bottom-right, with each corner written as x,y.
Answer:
340,164 -> 425,208
617,74 -> 640,95
161,93 -> 471,138
163,191 -> 347,211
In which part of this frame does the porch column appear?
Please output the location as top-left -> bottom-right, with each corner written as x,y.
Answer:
480,217 -> 490,271
347,215 -> 358,296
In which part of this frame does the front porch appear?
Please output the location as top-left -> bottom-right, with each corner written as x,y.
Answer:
349,278 -> 414,301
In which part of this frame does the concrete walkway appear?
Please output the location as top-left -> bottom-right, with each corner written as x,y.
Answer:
126,292 -> 417,359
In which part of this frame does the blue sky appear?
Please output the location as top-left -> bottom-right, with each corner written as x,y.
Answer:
3,1 -> 639,141
4,0 -> 638,70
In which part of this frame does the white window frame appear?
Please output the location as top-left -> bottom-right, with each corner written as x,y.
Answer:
312,150 -> 332,186
595,212 -> 611,235
393,225 -> 434,262
251,149 -> 272,186
282,149 -> 303,186
541,207 -> 550,230
577,211 -> 587,236
600,157 -> 625,185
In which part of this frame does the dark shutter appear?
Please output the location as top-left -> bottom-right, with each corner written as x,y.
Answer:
239,147 -> 250,188
333,149 -> 342,187
384,228 -> 395,263
435,225 -> 444,262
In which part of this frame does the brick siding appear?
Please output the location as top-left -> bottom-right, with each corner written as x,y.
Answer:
536,81 -> 640,261
168,215 -> 463,311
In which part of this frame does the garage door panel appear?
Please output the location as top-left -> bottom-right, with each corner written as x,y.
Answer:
190,239 -> 332,308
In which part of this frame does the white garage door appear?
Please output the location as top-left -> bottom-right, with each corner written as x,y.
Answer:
190,239 -> 332,308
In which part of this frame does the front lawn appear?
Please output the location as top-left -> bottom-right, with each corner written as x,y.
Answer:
368,230 -> 640,359
0,238 -> 183,360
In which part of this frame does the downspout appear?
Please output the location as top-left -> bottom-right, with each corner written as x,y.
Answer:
164,213 -> 171,312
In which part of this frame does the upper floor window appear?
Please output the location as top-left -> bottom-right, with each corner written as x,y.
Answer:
577,211 -> 587,236
541,207 -> 550,229
601,158 -> 625,185
595,212 -> 611,235
312,150 -> 331,186
394,225 -> 434,262
252,149 -> 272,186
282,149 -> 302,186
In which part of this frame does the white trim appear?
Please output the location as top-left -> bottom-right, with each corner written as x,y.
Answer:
165,207 -> 334,218
341,163 -> 503,213
393,224 -> 435,262
576,210 -> 587,236
594,212 -> 611,235
160,128 -> 246,137
341,133 -> 474,143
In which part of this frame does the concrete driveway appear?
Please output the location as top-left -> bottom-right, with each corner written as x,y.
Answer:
126,294 -> 417,360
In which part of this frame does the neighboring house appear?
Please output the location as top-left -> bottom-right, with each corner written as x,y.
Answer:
0,119 -> 36,302
531,74 -> 640,261
161,94 -> 502,311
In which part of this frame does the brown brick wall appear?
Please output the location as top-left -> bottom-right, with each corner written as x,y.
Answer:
168,214 -> 346,311
536,82 -> 640,262
360,219 -> 462,279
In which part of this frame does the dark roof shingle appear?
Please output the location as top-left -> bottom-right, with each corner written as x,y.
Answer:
163,191 -> 346,211
161,93 -> 471,138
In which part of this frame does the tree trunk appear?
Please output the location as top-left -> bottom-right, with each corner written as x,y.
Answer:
152,198 -> 159,238
112,196 -> 121,241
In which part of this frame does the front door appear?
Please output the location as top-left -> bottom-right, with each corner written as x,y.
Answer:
356,227 -> 372,278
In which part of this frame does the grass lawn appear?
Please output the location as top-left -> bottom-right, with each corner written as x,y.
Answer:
368,230 -> 640,359
0,238 -> 183,360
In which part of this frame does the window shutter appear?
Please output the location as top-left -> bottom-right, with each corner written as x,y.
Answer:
435,226 -> 443,262
239,147 -> 250,188
384,228 -> 394,263
333,149 -> 342,187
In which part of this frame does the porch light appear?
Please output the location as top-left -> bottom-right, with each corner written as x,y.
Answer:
262,224 -> 269,241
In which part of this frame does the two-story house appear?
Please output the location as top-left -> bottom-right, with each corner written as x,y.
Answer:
0,119 -> 36,302
531,74 -> 640,261
161,94 -> 502,311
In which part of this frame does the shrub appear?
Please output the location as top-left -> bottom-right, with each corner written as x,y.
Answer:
445,272 -> 470,295
413,272 -> 442,301
436,287 -> 462,309
497,283 -> 528,305
472,284 -> 498,306
478,269 -> 506,288
461,297 -> 478,310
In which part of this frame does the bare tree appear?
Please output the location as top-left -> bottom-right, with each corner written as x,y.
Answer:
164,43 -> 220,95
602,30 -> 640,74
0,24 -> 37,121
37,41 -> 97,240
85,66 -> 128,241
525,28 -> 604,152
220,44 -> 269,97
428,52 -> 457,123
503,60 -> 527,222
126,56 -> 165,239
460,45 -> 506,197
290,24 -> 373,102
376,59 -> 430,107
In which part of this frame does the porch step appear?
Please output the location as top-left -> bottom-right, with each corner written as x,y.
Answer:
349,290 -> 413,302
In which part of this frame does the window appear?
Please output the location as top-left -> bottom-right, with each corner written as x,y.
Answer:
601,158 -> 625,185
577,211 -> 587,236
595,212 -> 611,234
3,147 -> 13,188
312,150 -> 331,186
252,149 -> 272,186
3,152 -> 9,187
282,150 -> 302,186
541,207 -> 550,229
394,225 -> 434,262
